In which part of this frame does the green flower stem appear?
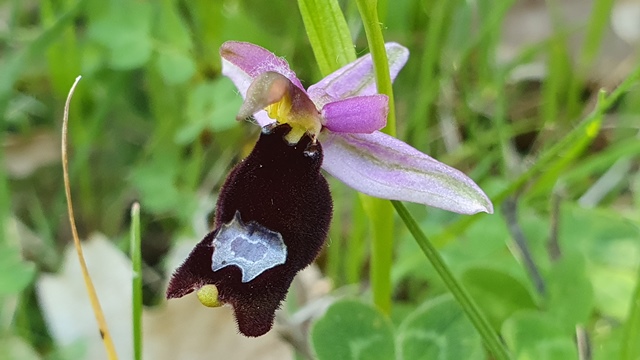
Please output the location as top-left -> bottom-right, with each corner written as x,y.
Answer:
361,196 -> 394,314
130,203 -> 142,360
392,200 -> 511,360
298,0 -> 396,314
355,0 -> 396,314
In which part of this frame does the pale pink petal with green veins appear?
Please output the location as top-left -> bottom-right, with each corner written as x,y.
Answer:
220,41 -> 304,90
220,40 -> 494,214
307,43 -> 409,108
320,131 -> 494,215
221,41 -> 304,127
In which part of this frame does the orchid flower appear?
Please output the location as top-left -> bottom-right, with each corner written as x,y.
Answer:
167,41 -> 493,337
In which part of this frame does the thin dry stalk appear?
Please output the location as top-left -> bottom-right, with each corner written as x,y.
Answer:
62,76 -> 118,359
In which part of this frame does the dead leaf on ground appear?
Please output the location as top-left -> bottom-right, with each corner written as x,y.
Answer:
144,294 -> 293,360
37,234 -> 134,360
36,234 -> 294,360
3,131 -> 59,179
612,0 -> 640,44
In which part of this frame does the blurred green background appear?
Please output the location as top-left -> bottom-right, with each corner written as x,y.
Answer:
1,0 -> 639,359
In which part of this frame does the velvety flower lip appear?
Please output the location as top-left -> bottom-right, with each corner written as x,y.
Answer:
167,123 -> 332,337
221,41 -> 494,214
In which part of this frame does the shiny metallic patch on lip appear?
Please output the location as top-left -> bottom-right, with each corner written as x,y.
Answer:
211,211 -> 287,283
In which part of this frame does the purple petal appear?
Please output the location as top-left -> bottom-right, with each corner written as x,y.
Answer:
308,43 -> 409,109
320,131 -> 494,214
220,41 -> 305,91
220,41 -> 305,127
321,95 -> 388,133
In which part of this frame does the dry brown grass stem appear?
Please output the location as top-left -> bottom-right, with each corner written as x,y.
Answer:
62,75 -> 118,359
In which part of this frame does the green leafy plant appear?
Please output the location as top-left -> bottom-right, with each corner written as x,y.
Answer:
1,0 -> 639,359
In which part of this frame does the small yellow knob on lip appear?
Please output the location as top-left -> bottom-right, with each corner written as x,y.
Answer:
196,284 -> 224,308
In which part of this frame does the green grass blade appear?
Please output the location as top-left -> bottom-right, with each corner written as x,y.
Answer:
130,203 -> 142,360
566,0 -> 616,116
407,0 -> 455,143
0,0 -> 84,116
434,64 -> 640,245
297,0 -> 356,75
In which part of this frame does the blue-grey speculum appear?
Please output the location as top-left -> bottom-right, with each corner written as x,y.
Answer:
211,211 -> 287,283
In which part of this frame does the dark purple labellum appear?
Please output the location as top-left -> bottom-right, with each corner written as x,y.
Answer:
167,123 -> 332,337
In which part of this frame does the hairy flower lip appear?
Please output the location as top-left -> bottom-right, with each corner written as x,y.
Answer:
167,123 -> 332,337
221,41 -> 494,215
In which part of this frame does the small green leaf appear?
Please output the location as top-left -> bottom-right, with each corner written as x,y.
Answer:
560,205 -> 640,319
546,253 -> 594,332
176,78 -> 243,143
89,1 -> 153,69
108,37 -> 153,70
0,244 -> 35,296
186,0 -> 225,69
397,295 -> 484,360
130,163 -> 181,213
461,267 -> 537,331
156,51 -> 196,85
154,0 -> 193,51
154,0 -> 195,84
311,300 -> 395,360
502,310 -> 578,360
129,151 -> 197,221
